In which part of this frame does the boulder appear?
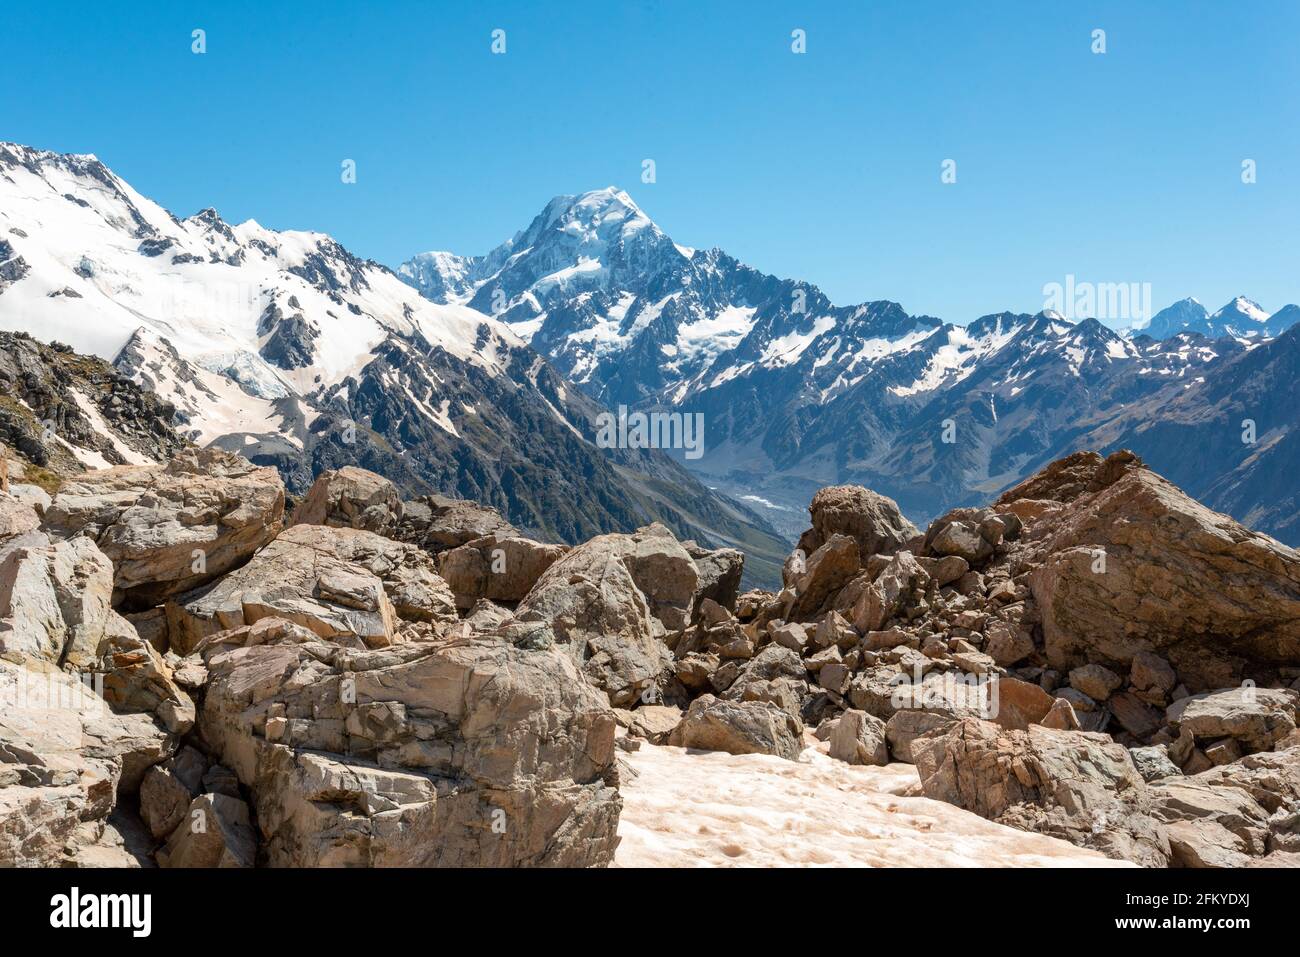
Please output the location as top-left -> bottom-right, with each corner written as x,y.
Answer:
1069,664 -> 1123,701
1129,746 -> 1182,783
683,540 -> 744,615
397,494 -> 519,554
851,550 -> 927,633
198,625 -> 622,866
789,534 -> 859,619
438,533 -> 566,609
1021,453 -> 1300,691
990,676 -> 1054,731
805,485 -> 918,558
828,709 -> 889,766
885,710 -> 956,763
291,466 -> 402,536
167,524 -> 458,655
1165,687 -> 1298,753
40,448 -> 285,606
668,694 -> 803,761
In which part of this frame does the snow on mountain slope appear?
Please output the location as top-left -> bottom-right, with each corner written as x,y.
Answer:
0,144 -> 791,581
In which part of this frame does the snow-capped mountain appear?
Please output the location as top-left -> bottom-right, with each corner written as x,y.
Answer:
401,189 -> 1300,544
0,144 -> 790,583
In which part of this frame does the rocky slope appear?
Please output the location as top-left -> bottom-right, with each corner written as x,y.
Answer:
0,143 -> 788,586
2,447 -> 1296,868
401,189 -> 1300,545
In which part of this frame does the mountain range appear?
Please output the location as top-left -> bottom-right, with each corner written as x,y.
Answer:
2,143 -> 1298,580
400,188 -> 1300,546
0,144 -> 790,585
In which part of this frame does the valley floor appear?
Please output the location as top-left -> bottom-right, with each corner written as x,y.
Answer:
614,739 -> 1127,868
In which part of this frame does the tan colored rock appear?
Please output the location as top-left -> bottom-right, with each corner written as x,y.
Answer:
1021,452 -> 1300,691
291,466 -> 402,535
789,534 -> 860,619
0,658 -> 175,866
438,533 -> 566,609
396,494 -> 519,554
852,550 -> 927,633
1040,697 -> 1081,731
828,709 -> 888,766
1165,687 -> 1298,752
805,485 -> 918,559
991,676 -> 1054,731
515,523 -> 697,706
198,627 -> 621,867
668,694 -> 803,761
156,793 -> 256,868
167,524 -> 457,655
913,718 -> 1171,866
41,448 -> 285,606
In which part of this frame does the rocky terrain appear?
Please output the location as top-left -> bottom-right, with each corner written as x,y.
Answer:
2,440 -> 1297,868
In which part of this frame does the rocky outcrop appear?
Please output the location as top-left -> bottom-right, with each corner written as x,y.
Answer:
166,523 -> 458,655
396,494 -> 519,554
197,623 -> 622,866
804,485 -> 918,559
42,448 -> 285,607
291,466 -> 402,536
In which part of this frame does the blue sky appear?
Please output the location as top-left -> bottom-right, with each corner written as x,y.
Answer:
4,1 -> 1298,323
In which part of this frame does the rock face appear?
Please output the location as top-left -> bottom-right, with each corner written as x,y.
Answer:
0,657 -> 175,866
291,466 -> 402,536
396,494 -> 519,554
1014,451 -> 1300,691
167,524 -> 458,655
42,448 -> 285,607
1166,688 -> 1298,753
198,624 -> 622,866
515,523 -> 698,707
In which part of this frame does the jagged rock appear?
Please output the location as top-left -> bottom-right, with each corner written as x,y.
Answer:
851,550 -> 927,633
515,524 -> 697,707
1109,691 -> 1163,738
789,534 -> 859,619
397,494 -> 519,554
1165,687 -> 1298,753
622,705 -> 682,744
723,644 -> 807,721
198,625 -> 622,866
684,540 -> 744,615
1020,452 -> 1300,691
913,718 -> 1171,866
41,448 -> 285,606
924,508 -> 998,565
885,710 -> 956,763
668,694 -> 803,761
1130,651 -> 1178,696
805,485 -> 918,559
291,465 -> 402,535
0,493 -> 40,538
828,709 -> 888,766
0,657 -> 175,866
1150,747 -> 1300,867
156,793 -> 257,868
1040,697 -> 1081,731
139,747 -> 208,839
438,533 -> 566,609
167,524 -> 457,655
984,619 -> 1035,667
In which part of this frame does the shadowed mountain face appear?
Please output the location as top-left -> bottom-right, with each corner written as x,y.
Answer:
0,144 -> 790,586
401,189 -> 1300,545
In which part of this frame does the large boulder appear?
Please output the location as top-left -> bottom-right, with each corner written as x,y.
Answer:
683,540 -> 744,615
41,448 -> 285,606
1017,452 -> 1300,691
291,466 -> 402,536
197,623 -> 622,866
828,709 -> 889,766
852,550 -> 928,633
668,694 -> 803,761
515,523 -> 698,706
788,534 -> 860,619
166,524 -> 458,655
805,485 -> 918,558
437,533 -> 566,609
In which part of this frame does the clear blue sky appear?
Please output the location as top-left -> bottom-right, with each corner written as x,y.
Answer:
5,1 -> 1298,322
